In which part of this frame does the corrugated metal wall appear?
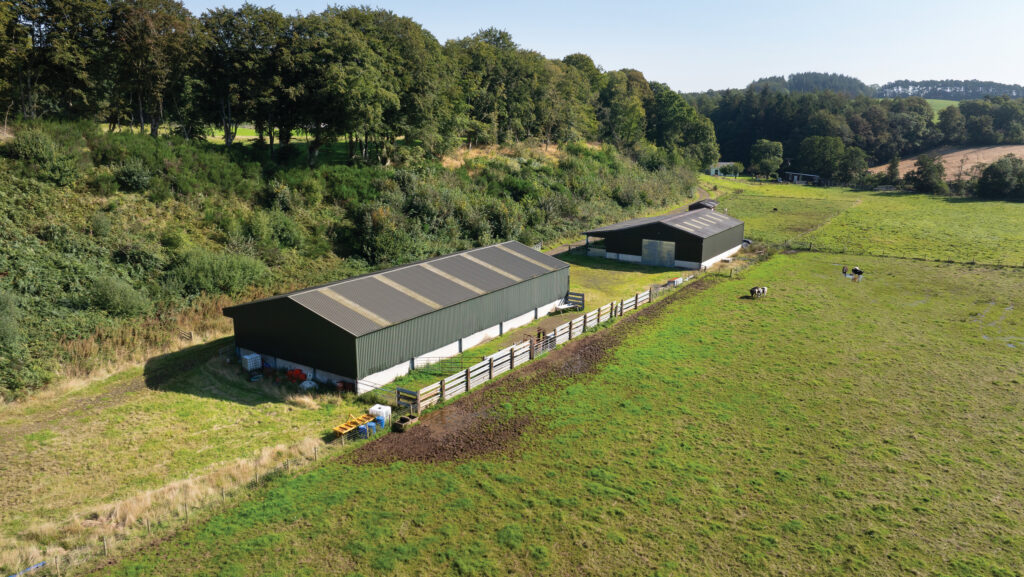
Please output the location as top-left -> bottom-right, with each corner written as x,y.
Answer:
700,224 -> 744,261
355,267 -> 569,378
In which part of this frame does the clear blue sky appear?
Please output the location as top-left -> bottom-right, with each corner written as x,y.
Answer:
178,0 -> 1024,93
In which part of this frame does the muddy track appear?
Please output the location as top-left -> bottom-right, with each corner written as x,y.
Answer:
351,277 -> 717,465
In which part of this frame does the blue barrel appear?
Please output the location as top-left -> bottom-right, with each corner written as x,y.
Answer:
366,421 -> 377,435
374,416 -> 386,430
357,424 -> 369,439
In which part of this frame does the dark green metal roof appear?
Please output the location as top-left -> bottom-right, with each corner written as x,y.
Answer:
224,241 -> 568,338
585,208 -> 743,239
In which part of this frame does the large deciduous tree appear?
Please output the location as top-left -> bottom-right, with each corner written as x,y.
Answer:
110,0 -> 196,136
749,139 -> 783,179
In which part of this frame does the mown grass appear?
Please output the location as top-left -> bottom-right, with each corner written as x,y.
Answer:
101,253 -> 1024,576
715,193 -> 856,244
0,339 -> 365,542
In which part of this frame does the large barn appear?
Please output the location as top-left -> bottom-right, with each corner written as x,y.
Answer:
584,209 -> 744,269
225,241 -> 569,393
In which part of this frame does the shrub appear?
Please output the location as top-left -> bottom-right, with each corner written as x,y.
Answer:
10,129 -> 79,186
89,212 -> 112,237
116,157 -> 152,192
0,292 -> 21,347
87,169 -> 119,196
166,249 -> 268,296
89,275 -> 153,317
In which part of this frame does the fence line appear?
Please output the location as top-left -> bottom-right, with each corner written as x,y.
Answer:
403,281 -> 680,413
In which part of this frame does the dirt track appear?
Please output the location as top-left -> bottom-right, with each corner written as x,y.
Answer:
868,145 -> 1024,178
351,278 -> 715,465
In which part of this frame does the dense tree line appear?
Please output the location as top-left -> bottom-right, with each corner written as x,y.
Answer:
878,79 -> 1024,101
689,84 -> 1024,183
748,72 -> 874,97
689,89 -> 936,179
0,1 -> 717,168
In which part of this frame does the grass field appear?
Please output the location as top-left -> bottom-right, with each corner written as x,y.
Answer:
927,98 -> 958,120
702,175 -> 1024,265
0,339 -> 369,561
805,194 -> 1024,265
715,193 -> 857,244
98,252 -> 1024,576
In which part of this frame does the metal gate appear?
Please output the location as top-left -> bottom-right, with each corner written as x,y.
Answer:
641,239 -> 675,267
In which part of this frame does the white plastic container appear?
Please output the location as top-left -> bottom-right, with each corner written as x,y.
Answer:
368,404 -> 392,424
241,353 -> 262,371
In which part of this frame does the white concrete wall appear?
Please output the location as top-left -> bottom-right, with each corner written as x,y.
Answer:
416,340 -> 461,365
620,253 -> 641,263
359,361 -> 412,392
701,244 -> 741,268
461,322 -> 502,350
504,309 -> 536,333
536,298 -> 561,319
674,244 -> 741,270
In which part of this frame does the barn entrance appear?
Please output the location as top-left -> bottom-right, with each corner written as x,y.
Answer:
641,239 -> 675,267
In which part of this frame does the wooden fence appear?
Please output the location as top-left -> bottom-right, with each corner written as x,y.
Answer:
400,288 -> 658,413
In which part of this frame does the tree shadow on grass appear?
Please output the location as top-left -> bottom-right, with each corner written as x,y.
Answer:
142,336 -> 283,406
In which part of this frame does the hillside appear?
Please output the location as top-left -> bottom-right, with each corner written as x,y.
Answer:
0,123 -> 698,401
868,144 -> 1024,178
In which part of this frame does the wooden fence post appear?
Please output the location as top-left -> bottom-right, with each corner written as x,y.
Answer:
529,338 -> 535,360
439,377 -> 446,402
465,367 -> 471,390
489,357 -> 494,380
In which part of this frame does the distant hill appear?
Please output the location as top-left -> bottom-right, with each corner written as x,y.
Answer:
877,80 -> 1024,101
747,72 -> 874,97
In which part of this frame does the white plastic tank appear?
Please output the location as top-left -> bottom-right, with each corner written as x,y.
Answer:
368,404 -> 392,424
241,353 -> 262,371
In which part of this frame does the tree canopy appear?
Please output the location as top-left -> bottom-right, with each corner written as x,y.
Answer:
0,3 -> 718,167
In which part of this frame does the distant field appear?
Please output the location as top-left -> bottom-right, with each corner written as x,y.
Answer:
927,98 -> 957,119
101,253 -> 1024,576
867,144 -> 1024,178
716,193 -> 856,244
0,340 -> 367,562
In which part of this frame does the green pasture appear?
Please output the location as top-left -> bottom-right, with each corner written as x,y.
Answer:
702,174 -> 1024,266
715,193 -> 856,244
927,99 -> 957,120
805,194 -> 1024,265
0,339 -> 363,539
102,253 -> 1024,576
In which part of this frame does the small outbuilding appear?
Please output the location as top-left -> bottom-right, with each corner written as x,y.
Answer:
688,198 -> 719,211
783,172 -> 820,184
584,209 -> 744,269
224,242 -> 569,393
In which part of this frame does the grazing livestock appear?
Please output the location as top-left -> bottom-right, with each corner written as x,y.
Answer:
749,286 -> 768,298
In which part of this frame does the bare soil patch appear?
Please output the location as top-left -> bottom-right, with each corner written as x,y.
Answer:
350,278 -> 716,465
868,145 -> 1024,178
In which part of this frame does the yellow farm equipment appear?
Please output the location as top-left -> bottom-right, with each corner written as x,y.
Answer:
333,414 -> 374,437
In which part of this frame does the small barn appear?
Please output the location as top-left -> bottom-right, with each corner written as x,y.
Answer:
783,172 -> 820,184
688,198 -> 719,211
224,242 -> 569,393
708,162 -> 736,176
584,209 -> 744,269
